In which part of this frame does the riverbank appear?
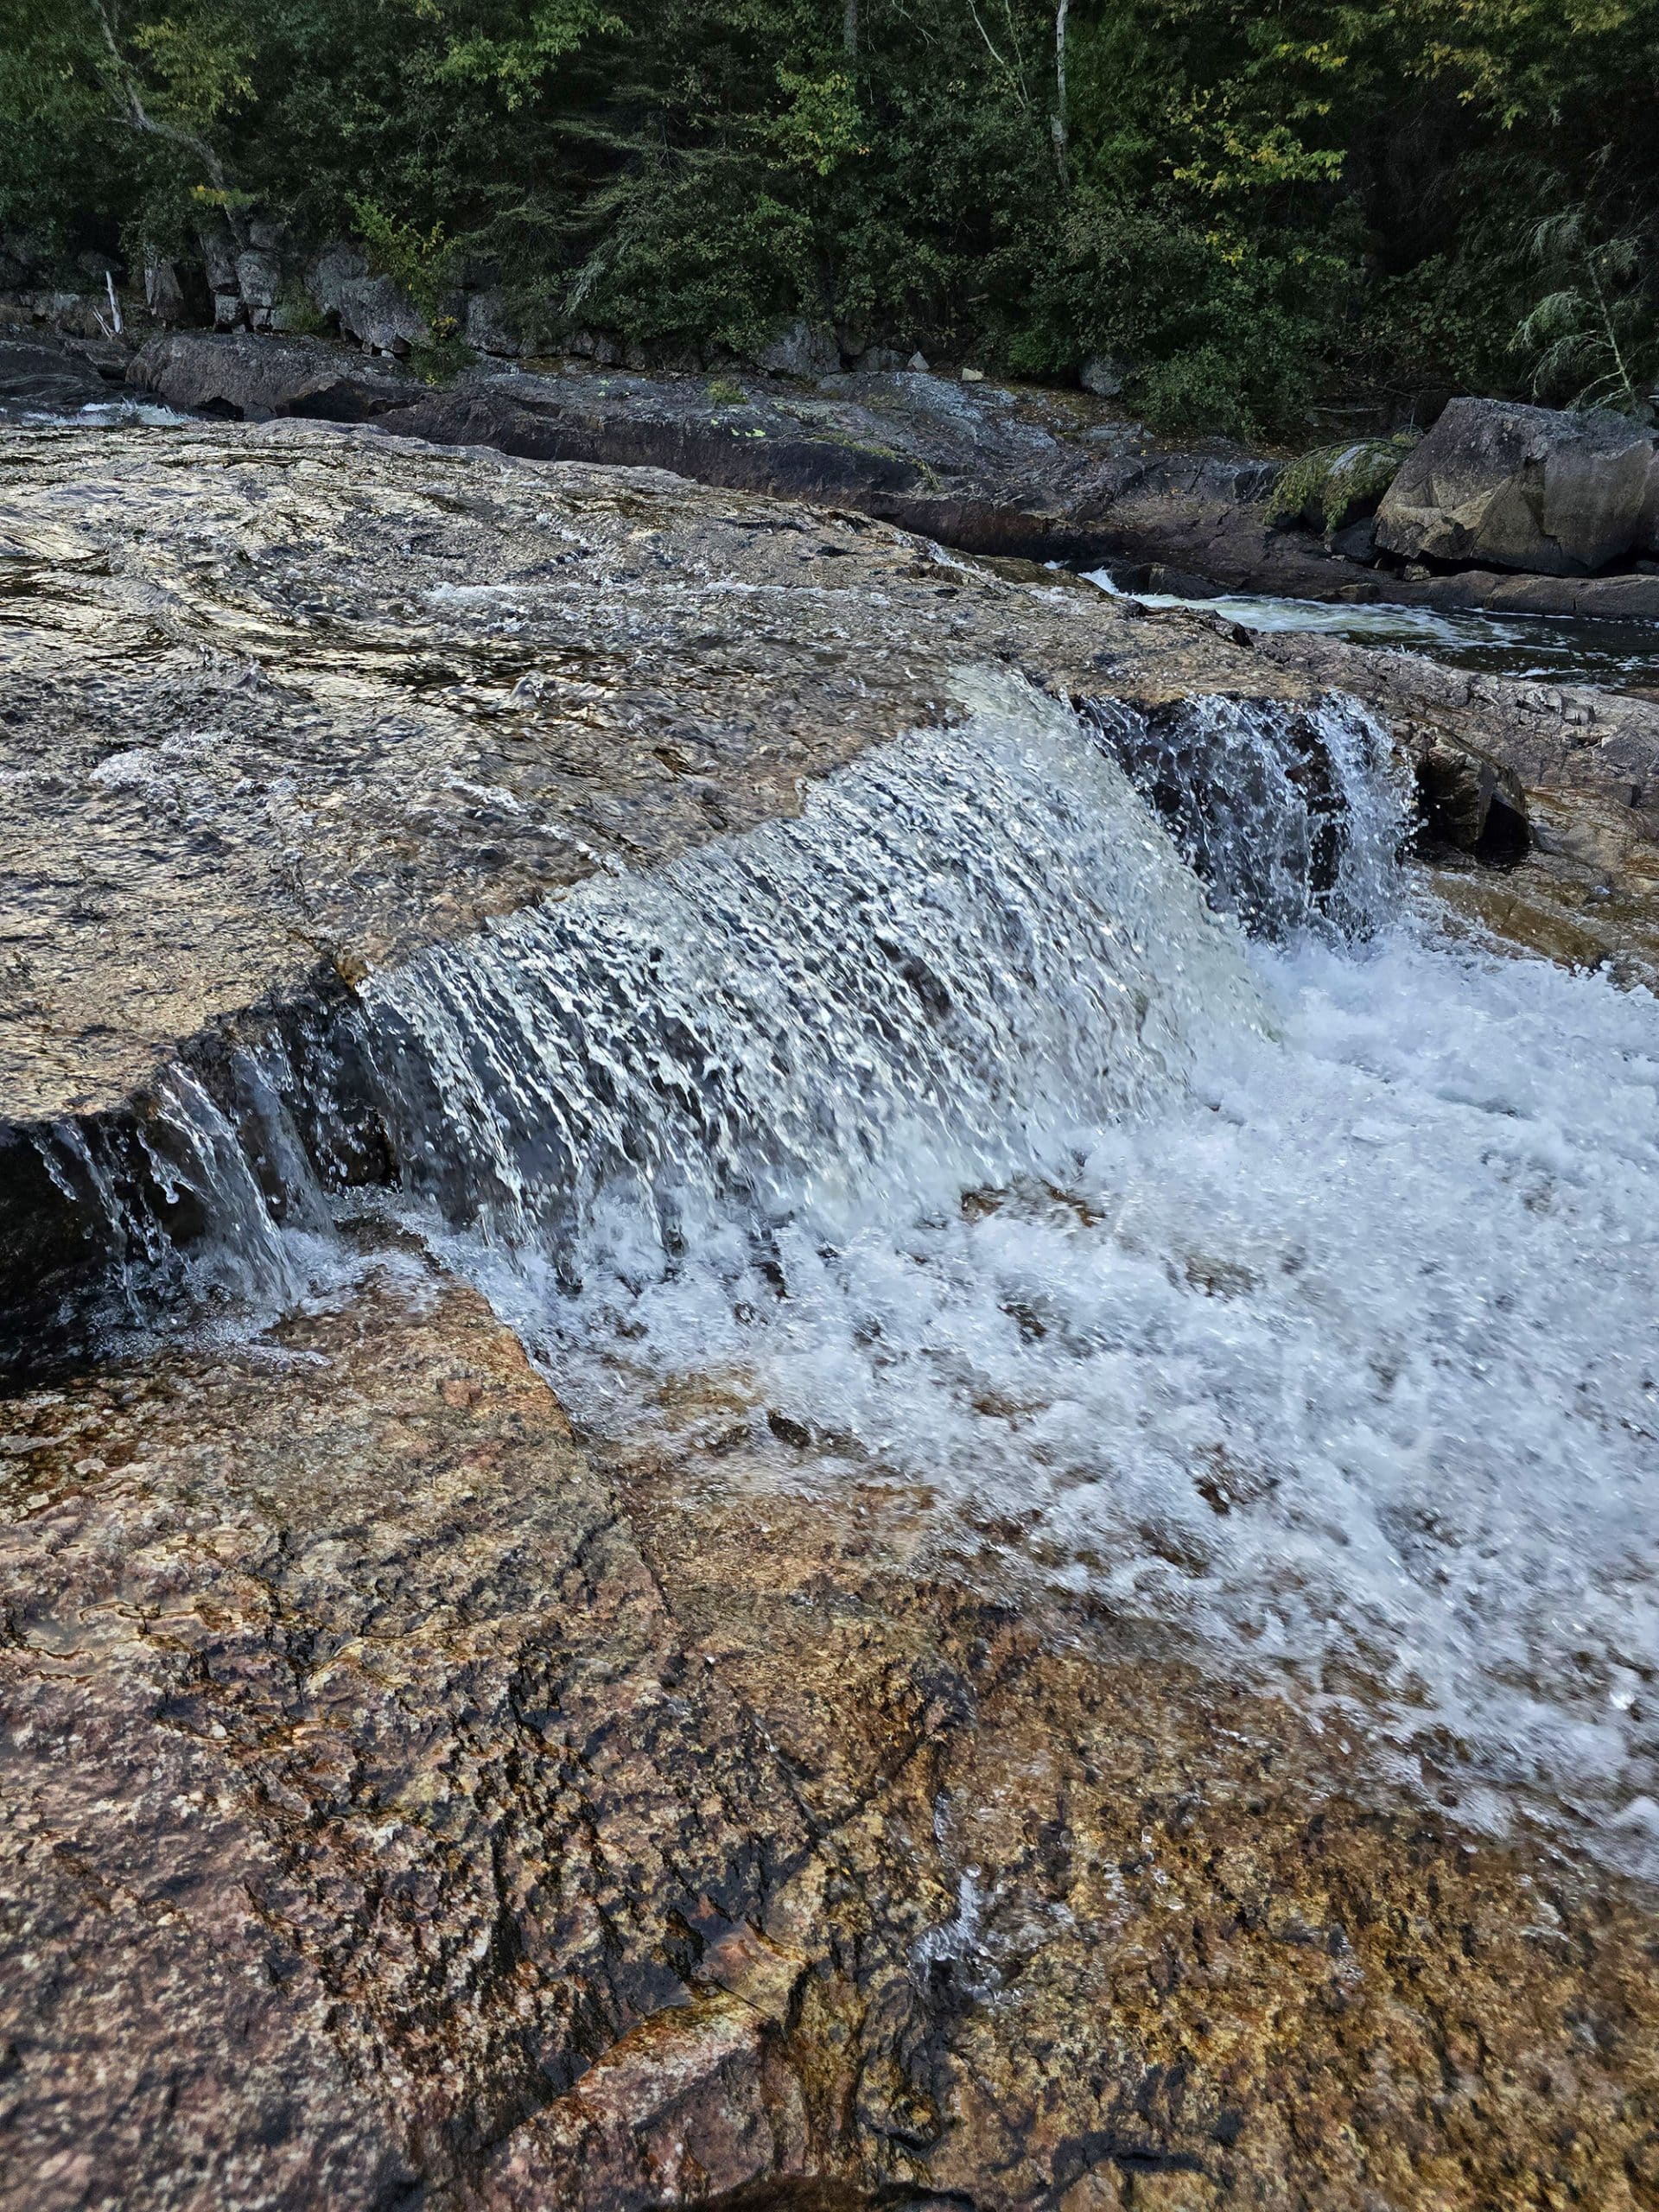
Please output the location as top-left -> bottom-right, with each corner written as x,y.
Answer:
113,329 -> 1659,624
12,325 -> 1659,626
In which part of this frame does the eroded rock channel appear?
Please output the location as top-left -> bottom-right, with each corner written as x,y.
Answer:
3,421 -> 1658,2211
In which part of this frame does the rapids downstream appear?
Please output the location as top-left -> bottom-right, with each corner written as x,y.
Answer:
1085,563 -> 1659,696
37,674 -> 1659,1878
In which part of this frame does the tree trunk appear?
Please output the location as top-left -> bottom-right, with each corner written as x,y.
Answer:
844,0 -> 858,59
1052,0 -> 1069,182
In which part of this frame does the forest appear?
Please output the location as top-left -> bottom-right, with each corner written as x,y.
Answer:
2,0 -> 1656,436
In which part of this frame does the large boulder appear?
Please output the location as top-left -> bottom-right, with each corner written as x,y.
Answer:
128,330 -> 416,421
307,243 -> 427,355
233,246 -> 283,314
1376,396 -> 1659,575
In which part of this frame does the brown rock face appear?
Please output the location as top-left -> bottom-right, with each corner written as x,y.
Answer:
5,419 -> 1659,2212
8,416 -> 1659,1365
3,1258 -> 1656,2210
0,417 -> 1313,1138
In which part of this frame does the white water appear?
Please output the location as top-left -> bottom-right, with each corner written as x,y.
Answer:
35,674 -> 1659,1868
359,678 -> 1659,1868
363,678 -> 1263,1262
1084,564 -> 1659,693
531,926 -> 1659,1863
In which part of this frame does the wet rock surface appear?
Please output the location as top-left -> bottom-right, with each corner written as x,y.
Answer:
1241,626 -> 1659,976
0,414 -> 1355,1370
5,417 -> 1659,1355
118,333 -> 1659,619
5,415 -> 1659,2212
3,1256 -> 1656,2212
0,415 -> 1302,1138
12,413 -> 1657,1147
0,340 -> 116,417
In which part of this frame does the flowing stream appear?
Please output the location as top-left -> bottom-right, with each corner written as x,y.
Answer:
1084,565 -> 1659,694
29,675 -> 1659,1873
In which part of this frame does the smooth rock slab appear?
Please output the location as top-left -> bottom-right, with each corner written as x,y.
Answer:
0,416 -> 1340,1359
0,416 -> 1301,1135
1,1255 -> 1656,2209
6,415 -> 1658,1361
121,334 -> 1659,615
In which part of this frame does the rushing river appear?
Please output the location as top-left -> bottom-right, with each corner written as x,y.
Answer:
1084,565 -> 1659,694
34,676 -> 1659,1877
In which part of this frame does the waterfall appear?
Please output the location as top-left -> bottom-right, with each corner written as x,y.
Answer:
10,674 -> 1659,1876
11,677 -> 1267,1357
359,677 -> 1264,1271
1084,691 -> 1408,938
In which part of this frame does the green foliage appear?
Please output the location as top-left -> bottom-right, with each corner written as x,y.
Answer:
409,329 -> 477,385
435,0 -> 625,106
772,68 -> 866,176
348,196 -> 453,321
1,0 -> 1656,435
1516,196 -> 1655,417
705,376 -> 747,406
276,277 -> 327,334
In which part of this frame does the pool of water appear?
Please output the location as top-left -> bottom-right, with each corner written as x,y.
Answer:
1084,568 -> 1659,694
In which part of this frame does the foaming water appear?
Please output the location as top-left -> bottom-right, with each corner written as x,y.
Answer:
374,682 -> 1659,1871
21,673 -> 1659,1872
534,924 -> 1659,1865
363,679 -> 1262,1263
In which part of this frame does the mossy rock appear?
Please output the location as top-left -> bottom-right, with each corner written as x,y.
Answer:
1268,433 -> 1419,537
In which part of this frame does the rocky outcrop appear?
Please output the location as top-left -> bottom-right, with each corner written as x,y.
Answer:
7,417 -> 1659,1361
0,417 -> 1343,1359
307,244 -> 429,355
3,1252 -> 1656,2212
383,362 -> 1287,571
128,329 -> 416,419
1376,397 -> 1659,575
756,317 -> 842,380
120,331 -> 1291,569
0,339 -> 114,416
118,331 -> 1659,614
